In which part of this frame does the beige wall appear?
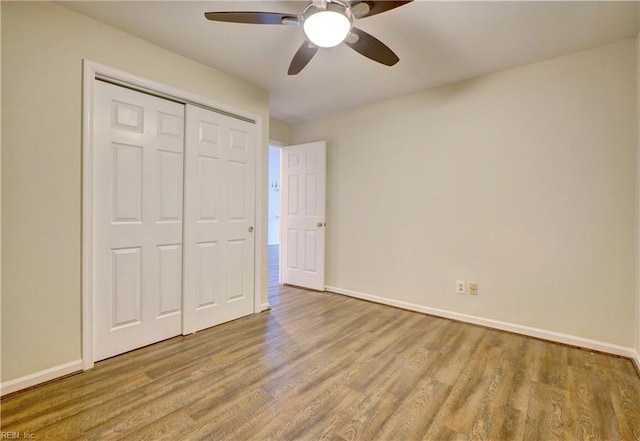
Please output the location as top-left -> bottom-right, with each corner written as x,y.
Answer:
1,2 -> 269,382
269,117 -> 293,145
293,39 -> 638,348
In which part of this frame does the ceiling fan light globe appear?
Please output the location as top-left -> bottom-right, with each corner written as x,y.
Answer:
303,10 -> 352,48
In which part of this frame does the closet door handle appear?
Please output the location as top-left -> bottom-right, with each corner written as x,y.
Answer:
248,226 -> 254,233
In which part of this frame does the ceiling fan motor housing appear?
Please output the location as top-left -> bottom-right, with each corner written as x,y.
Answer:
303,0 -> 354,48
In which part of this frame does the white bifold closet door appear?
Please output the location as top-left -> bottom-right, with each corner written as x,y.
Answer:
93,82 -> 256,361
94,81 -> 185,361
182,104 -> 256,334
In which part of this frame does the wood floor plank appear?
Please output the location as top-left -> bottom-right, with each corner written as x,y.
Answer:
424,324 -> 487,386
533,340 -> 570,390
604,359 -> 640,441
568,364 -> 623,440
2,282 -> 639,440
0,371 -> 153,431
122,409 -> 197,441
184,387 -> 275,441
524,382 -> 573,441
334,351 -> 440,440
372,375 -> 451,441
423,424 -> 469,441
437,332 -> 504,434
220,359 -> 364,440
498,335 -> 536,413
485,405 -> 526,441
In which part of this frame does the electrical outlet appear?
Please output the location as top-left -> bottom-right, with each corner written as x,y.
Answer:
469,282 -> 478,295
456,280 -> 465,294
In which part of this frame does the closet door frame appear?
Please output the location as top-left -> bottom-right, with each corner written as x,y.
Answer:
81,60 -> 265,370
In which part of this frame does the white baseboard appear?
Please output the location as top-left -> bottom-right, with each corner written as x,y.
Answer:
260,302 -> 272,312
1,359 -> 83,396
326,285 -> 639,361
632,350 -> 640,372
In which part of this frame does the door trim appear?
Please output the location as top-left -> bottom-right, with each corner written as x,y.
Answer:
82,60 -> 265,370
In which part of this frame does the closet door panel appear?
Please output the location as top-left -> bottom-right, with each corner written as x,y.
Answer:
183,104 -> 256,334
94,81 -> 183,361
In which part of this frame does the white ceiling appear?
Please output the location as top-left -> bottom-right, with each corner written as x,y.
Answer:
62,1 -> 639,123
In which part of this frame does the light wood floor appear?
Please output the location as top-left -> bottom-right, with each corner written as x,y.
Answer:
2,273 -> 639,440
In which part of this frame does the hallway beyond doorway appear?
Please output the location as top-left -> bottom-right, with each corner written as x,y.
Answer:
268,244 -> 279,287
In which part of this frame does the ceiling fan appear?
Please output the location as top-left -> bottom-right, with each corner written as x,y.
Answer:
204,0 -> 413,75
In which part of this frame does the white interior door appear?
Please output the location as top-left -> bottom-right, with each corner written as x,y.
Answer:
281,141 -> 327,291
94,81 -> 184,361
182,104 -> 256,334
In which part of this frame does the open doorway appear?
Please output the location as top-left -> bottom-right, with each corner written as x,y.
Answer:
268,145 -> 281,288
268,141 -> 327,293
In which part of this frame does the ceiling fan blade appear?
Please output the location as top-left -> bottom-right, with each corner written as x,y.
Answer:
288,40 -> 319,75
204,11 -> 299,25
344,27 -> 399,66
350,1 -> 413,19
